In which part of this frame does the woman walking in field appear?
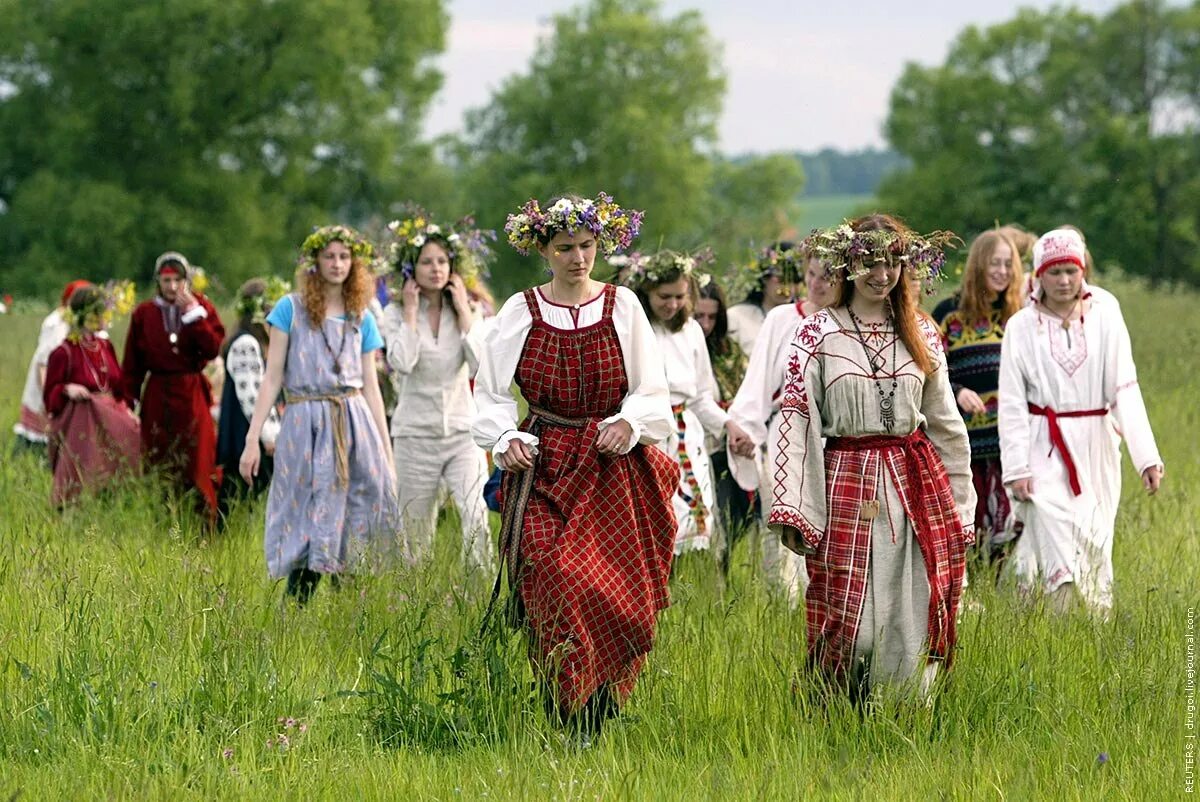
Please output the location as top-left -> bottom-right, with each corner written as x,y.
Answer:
725,242 -> 803,356
381,209 -> 495,573
694,280 -> 754,574
998,229 -> 1163,614
216,277 -> 289,524
932,230 -> 1025,562
473,193 -> 678,735
770,214 -> 975,700
240,226 -> 400,605
43,282 -> 141,505
625,250 -> 752,557
727,244 -> 838,604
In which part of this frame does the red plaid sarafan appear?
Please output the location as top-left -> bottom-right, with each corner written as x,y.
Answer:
500,285 -> 678,715
811,431 -> 970,682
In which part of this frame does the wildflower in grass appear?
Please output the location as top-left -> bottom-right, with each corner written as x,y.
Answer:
222,747 -> 234,760
1097,752 -> 1109,765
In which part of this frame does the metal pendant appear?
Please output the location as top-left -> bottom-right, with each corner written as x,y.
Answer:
860,499 -> 881,521
333,360 -> 341,375
880,396 -> 895,432
169,332 -> 178,344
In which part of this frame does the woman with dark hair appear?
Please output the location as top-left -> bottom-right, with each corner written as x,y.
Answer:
727,246 -> 838,604
933,230 -> 1024,560
725,241 -> 802,355
474,193 -> 677,737
240,225 -> 400,605
382,209 -> 494,573
216,277 -> 289,523
626,251 -> 753,556
769,214 -> 975,701
44,282 -> 141,505
695,280 -> 753,571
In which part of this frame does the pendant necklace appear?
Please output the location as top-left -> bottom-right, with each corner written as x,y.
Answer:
318,312 -> 351,376
847,305 -> 898,433
79,336 -> 111,393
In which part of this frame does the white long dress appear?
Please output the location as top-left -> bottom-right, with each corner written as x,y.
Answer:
998,285 -> 1162,611
655,318 -> 729,554
383,298 -> 492,572
727,301 -> 808,602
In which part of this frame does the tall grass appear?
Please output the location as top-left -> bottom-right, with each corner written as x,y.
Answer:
0,277 -> 1195,799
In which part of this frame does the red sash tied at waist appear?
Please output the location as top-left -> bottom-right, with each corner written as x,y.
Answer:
1027,403 -> 1107,496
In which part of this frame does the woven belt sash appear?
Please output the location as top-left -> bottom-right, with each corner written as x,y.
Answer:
283,387 -> 361,488
481,404 -> 594,632
1027,403 -> 1107,496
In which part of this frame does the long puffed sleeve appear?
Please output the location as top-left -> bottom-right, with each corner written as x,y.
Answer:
917,318 -> 977,532
471,292 -> 536,457
43,344 -> 72,417
683,319 -> 729,438
608,286 -> 674,447
766,313 -> 829,552
997,311 -> 1034,484
1104,302 -> 1162,475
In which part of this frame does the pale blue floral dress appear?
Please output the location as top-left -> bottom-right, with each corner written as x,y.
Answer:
263,295 -> 400,578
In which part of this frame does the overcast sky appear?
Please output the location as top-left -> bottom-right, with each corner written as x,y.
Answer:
425,0 -> 1122,155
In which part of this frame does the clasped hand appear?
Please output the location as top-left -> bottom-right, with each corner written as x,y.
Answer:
496,419 -> 635,472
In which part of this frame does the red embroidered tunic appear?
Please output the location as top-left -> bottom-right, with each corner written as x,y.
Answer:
121,295 -> 225,518
497,286 -> 678,715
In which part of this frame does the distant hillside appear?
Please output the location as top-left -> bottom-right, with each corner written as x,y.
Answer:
795,148 -> 907,197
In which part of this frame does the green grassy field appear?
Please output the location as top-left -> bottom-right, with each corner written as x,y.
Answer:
0,277 -> 1195,800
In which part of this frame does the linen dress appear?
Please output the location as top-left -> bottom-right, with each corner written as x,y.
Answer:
997,285 -> 1161,611
768,308 -> 975,691
43,336 -> 141,505
263,295 -> 400,579
473,284 -> 678,715
655,318 -> 728,554
727,301 -> 809,603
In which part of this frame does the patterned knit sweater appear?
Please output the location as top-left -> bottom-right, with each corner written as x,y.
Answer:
934,294 -> 1007,462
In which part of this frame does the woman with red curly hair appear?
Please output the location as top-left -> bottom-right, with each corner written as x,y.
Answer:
770,214 -> 975,702
240,226 -> 400,605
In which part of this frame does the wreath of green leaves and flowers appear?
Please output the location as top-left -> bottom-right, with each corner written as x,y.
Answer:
297,225 -> 375,274
66,280 -> 136,341
505,193 -> 643,257
723,241 -> 809,302
236,276 -> 292,326
385,206 -> 496,284
621,248 -> 714,291
801,222 -> 961,294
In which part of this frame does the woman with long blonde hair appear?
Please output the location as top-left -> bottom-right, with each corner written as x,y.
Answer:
240,225 -> 399,605
933,229 -> 1024,560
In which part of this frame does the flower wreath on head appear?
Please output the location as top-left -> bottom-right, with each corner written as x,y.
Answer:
505,192 -> 644,256
801,221 -> 961,294
622,248 -> 714,292
723,241 -> 808,302
236,276 -> 292,326
66,280 -> 137,341
297,224 -> 375,274
385,206 -> 496,284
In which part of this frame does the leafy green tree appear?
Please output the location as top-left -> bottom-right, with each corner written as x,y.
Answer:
878,0 -> 1199,284
457,0 -> 802,294
0,0 -> 448,296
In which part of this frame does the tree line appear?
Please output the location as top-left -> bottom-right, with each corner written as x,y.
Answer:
0,0 -> 1195,299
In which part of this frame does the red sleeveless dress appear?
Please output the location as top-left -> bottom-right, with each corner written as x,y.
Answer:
501,285 -> 678,714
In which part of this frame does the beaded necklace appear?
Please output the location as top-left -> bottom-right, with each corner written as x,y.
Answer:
847,306 -> 898,433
